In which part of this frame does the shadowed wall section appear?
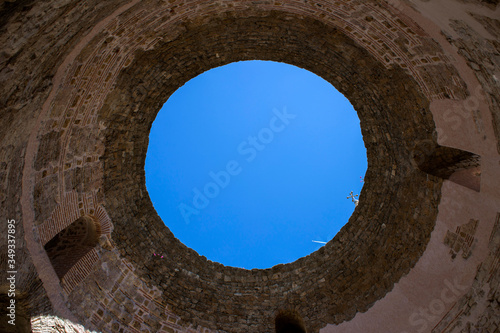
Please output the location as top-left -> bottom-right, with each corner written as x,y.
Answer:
275,310 -> 307,333
44,215 -> 100,280
413,142 -> 481,191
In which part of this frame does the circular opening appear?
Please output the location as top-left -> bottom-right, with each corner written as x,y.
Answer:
146,60 -> 367,268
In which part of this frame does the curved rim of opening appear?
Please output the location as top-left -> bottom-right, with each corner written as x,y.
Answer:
144,59 -> 368,269
97,9 -> 440,331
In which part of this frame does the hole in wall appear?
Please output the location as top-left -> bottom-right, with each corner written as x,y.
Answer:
412,142 -> 481,192
100,11 -> 443,329
275,310 -> 307,333
146,60 -> 367,269
44,215 -> 100,279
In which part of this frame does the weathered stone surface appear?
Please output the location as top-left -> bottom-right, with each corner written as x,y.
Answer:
1,0 -> 499,332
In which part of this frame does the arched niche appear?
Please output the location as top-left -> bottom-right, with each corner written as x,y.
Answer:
275,310 -> 307,333
44,215 -> 100,280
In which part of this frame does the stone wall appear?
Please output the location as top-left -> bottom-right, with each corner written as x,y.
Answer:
433,213 -> 500,332
0,0 -> 499,332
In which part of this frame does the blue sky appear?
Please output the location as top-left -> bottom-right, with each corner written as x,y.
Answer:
145,60 -> 366,269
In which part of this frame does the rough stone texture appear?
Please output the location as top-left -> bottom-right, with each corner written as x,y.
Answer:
447,12 -> 500,153
433,213 -> 500,333
100,10 -> 440,332
0,0 -> 499,332
443,219 -> 479,260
